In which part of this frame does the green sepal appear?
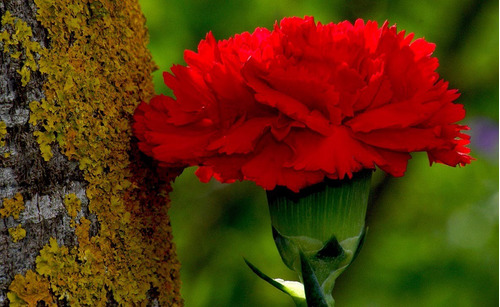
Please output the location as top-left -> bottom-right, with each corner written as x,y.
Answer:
315,235 -> 344,260
299,251 -> 330,307
307,235 -> 349,288
244,258 -> 307,306
267,170 -> 372,244
272,226 -> 300,271
262,170 -> 373,306
350,227 -> 367,266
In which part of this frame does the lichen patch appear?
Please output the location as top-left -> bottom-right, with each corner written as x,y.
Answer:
0,192 -> 24,220
0,11 -> 45,87
7,270 -> 54,307
8,224 -> 27,242
6,0 -> 182,305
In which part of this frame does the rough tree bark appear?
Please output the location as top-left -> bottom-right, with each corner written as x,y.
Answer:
0,0 -> 182,305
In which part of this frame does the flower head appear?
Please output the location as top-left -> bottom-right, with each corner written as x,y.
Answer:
134,17 -> 471,192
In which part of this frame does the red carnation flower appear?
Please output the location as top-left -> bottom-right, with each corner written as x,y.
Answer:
134,17 -> 471,192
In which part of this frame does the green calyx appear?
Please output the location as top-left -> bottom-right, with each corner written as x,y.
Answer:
247,170 -> 372,306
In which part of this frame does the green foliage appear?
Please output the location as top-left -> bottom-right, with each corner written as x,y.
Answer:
140,0 -> 498,306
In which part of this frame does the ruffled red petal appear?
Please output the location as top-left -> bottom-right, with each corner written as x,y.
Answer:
133,16 -> 471,192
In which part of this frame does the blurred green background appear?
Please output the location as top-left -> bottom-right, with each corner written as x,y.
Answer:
137,0 -> 499,306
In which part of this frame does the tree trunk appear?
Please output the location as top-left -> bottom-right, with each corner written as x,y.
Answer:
0,0 -> 182,305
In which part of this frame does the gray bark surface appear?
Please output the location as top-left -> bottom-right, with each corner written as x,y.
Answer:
0,1 -> 105,304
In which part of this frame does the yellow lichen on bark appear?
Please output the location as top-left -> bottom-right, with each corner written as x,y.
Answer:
0,121 -> 9,157
0,11 -> 44,87
8,224 -> 27,243
0,121 -> 7,146
7,271 -> 54,307
6,0 -> 182,305
63,193 -> 81,227
0,193 -> 24,220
